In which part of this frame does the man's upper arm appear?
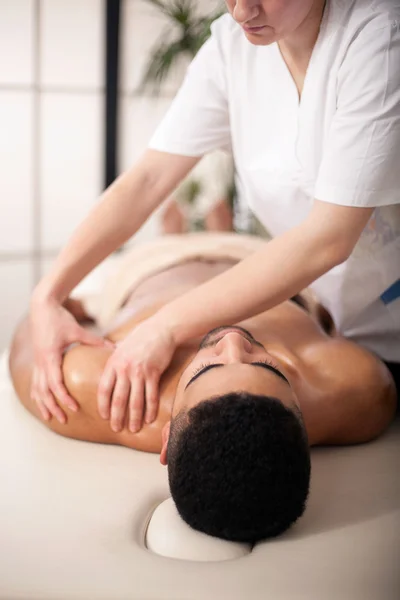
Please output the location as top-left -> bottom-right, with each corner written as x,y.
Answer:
303,338 -> 397,446
58,345 -> 118,444
9,323 -> 113,443
9,314 -> 160,449
61,346 -> 162,452
320,341 -> 397,445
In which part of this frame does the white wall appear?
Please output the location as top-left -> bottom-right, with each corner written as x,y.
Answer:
0,0 -> 224,350
119,0 -> 224,243
0,0 -> 106,350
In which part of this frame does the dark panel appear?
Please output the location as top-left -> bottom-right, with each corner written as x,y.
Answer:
104,0 -> 121,189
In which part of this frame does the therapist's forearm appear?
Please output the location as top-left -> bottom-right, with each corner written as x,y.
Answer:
32,158 -> 171,304
159,222 -> 346,346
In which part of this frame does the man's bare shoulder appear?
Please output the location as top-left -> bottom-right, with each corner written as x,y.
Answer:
302,336 -> 397,445
57,344 -> 164,453
9,311 -> 163,454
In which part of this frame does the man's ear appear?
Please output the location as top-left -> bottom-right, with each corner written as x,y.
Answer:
160,421 -> 171,466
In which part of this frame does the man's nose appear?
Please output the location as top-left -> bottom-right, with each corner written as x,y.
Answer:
214,332 -> 253,360
232,0 -> 260,24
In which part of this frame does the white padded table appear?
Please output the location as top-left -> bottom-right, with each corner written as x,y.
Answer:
1,350 -> 399,600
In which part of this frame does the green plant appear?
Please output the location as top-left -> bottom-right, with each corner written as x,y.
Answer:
139,0 -> 266,237
139,0 -> 225,94
182,179 -> 202,205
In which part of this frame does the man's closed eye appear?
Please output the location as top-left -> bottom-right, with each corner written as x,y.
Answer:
185,361 -> 290,389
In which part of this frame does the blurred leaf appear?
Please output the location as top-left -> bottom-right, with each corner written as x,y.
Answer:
143,0 -> 174,19
139,37 -> 190,93
139,0 -> 226,94
226,180 -> 236,210
175,177 -> 202,205
185,179 -> 202,205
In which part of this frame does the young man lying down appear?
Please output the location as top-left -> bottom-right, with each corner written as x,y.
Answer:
9,233 -> 397,545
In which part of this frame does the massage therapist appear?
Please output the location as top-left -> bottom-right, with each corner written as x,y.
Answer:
30,0 -> 400,431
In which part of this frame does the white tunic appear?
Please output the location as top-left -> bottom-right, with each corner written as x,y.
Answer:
149,0 -> 400,362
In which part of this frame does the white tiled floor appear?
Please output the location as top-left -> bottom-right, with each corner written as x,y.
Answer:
40,0 -> 104,89
40,92 -> 104,252
0,0 -> 34,85
0,91 -> 34,254
0,260 -> 32,351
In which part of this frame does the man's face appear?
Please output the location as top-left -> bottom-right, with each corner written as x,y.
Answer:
224,0 -> 318,46
160,325 -> 300,464
173,326 -> 298,415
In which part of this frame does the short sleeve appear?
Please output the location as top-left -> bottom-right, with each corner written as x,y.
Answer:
315,16 -> 400,208
148,16 -> 231,157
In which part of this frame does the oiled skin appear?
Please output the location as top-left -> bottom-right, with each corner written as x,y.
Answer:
9,263 -> 397,452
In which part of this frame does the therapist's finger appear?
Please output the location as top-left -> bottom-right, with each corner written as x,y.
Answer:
46,350 -> 79,411
38,371 -> 67,424
48,366 -> 79,414
98,368 -> 116,420
110,374 -> 130,432
31,367 -> 51,422
128,374 -> 145,433
144,374 -> 160,424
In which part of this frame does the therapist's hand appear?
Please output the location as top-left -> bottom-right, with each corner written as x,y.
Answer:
97,316 -> 176,433
30,298 -> 113,423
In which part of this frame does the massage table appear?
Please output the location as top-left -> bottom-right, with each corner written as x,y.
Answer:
1,233 -> 399,599
1,347 -> 399,600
